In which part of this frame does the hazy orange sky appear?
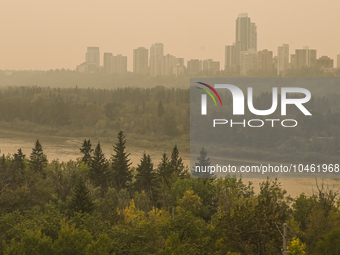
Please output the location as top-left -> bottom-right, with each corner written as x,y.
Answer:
1,0 -> 339,71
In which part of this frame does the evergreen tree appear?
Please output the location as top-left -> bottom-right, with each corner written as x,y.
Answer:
134,153 -> 156,206
157,152 -> 171,183
68,177 -> 94,215
170,145 -> 185,178
28,139 -> 48,176
79,139 -> 93,165
193,147 -> 214,179
156,152 -> 172,209
13,148 -> 26,171
157,100 -> 164,117
111,131 -> 132,191
89,142 -> 109,192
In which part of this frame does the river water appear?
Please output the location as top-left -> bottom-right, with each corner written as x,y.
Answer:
0,130 -> 339,198
0,130 -> 182,166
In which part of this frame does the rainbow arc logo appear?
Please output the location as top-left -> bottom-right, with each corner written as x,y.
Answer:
196,82 -> 222,106
196,82 -> 222,115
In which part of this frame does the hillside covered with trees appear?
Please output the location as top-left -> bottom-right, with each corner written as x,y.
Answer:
0,132 -> 339,254
1,85 -> 340,162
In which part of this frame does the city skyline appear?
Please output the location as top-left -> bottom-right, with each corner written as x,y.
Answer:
1,0 -> 340,70
74,13 -> 338,75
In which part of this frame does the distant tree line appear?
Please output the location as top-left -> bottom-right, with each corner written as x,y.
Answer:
1,86 -> 340,161
1,68 -> 340,89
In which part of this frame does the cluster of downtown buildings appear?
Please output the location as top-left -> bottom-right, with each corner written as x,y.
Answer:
76,13 -> 340,76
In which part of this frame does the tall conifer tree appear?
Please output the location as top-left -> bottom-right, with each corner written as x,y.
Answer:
111,131 -> 132,191
69,177 -> 94,215
28,139 -> 47,176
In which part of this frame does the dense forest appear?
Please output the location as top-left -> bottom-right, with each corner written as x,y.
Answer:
1,68 -> 340,89
1,85 -> 340,162
0,133 -> 339,254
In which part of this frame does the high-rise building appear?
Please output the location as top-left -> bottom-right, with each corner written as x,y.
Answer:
150,43 -> 164,58
273,56 -> 278,71
240,50 -> 257,76
337,54 -> 340,68
295,47 -> 317,69
172,58 -> 185,76
175,58 -> 184,67
161,54 -> 176,76
150,43 -> 164,76
235,13 -> 257,65
113,54 -> 127,74
86,47 -> 100,66
103,53 -> 113,74
133,47 -> 149,74
173,64 -> 185,76
187,59 -> 201,74
202,59 -> 220,73
277,44 -> 289,75
317,56 -> 333,69
290,54 -> 296,69
85,47 -> 100,73
257,49 -> 273,70
225,44 -> 236,71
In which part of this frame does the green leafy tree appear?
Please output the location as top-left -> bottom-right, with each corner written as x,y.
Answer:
216,179 -> 290,254
28,139 -> 47,176
160,190 -> 211,255
111,131 -> 132,191
316,228 -> 340,255
51,222 -> 92,255
79,139 -> 93,165
288,237 -> 306,255
171,178 -> 217,221
85,234 -> 112,255
292,193 -> 315,232
68,177 -> 94,215
4,230 -> 53,255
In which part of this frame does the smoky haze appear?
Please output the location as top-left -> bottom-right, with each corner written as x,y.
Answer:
1,0 -> 339,71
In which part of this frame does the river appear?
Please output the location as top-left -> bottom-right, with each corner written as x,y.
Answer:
0,129 -> 339,198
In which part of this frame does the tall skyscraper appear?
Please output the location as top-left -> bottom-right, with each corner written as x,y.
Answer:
202,59 -> 220,73
277,44 -> 289,75
150,43 -> 164,58
240,50 -> 257,75
103,53 -> 113,74
337,54 -> 340,68
112,54 -> 128,74
133,47 -> 149,74
161,54 -> 176,76
187,59 -> 201,74
150,43 -> 164,76
225,44 -> 236,71
235,13 -> 257,65
257,49 -> 273,70
86,47 -> 100,66
295,47 -> 317,69
85,47 -> 100,73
